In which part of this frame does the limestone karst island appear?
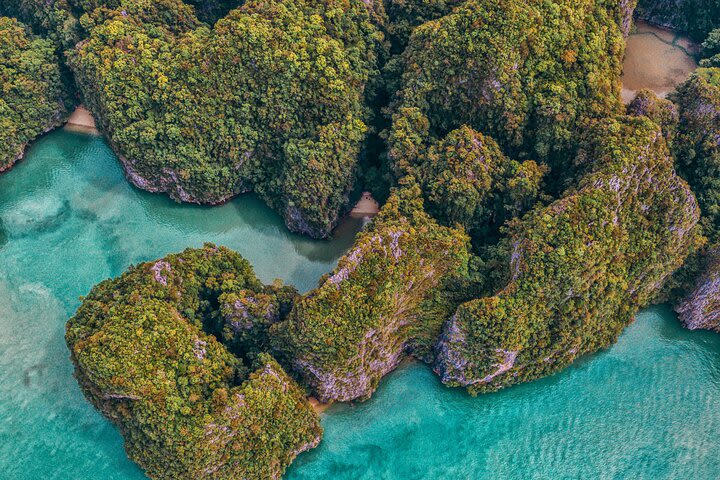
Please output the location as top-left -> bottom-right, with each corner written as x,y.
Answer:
1,0 -> 720,478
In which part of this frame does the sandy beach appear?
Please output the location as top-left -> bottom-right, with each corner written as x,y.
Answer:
308,397 -> 332,414
621,21 -> 698,103
350,191 -> 380,217
65,105 -> 99,134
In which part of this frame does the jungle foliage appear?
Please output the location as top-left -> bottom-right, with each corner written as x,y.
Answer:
68,0 -> 383,237
415,125 -> 547,242
271,183 -> 470,401
388,0 -> 629,180
435,117 -> 700,393
672,68 -> 720,243
0,17 -> 69,171
66,245 -> 320,480
37,0 -> 720,476
0,0 -> 80,48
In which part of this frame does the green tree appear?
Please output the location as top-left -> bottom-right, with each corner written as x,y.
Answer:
435,117 -> 700,393
0,17 -> 68,171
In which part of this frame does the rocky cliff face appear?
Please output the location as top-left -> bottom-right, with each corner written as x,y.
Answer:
119,154 -> 249,205
619,0 -> 638,37
434,117 -> 700,394
271,184 -> 470,402
676,247 -> 720,331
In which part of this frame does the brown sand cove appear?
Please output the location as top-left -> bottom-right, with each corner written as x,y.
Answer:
308,397 -> 332,414
350,191 -> 380,217
621,21 -> 699,103
64,105 -> 99,134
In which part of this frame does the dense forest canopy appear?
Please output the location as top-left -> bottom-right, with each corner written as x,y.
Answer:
388,0 -> 630,184
435,117 -> 699,392
0,17 -> 68,171
66,245 -> 320,480
68,0 -> 382,237
672,68 -> 720,243
0,0 -> 716,477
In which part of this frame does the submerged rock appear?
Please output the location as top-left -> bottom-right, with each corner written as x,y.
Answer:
1,196 -> 71,237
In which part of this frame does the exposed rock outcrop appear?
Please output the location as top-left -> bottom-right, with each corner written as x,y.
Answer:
676,247 -> 720,331
66,245 -> 320,480
434,117 -> 700,393
120,154 -> 248,205
271,184 -> 470,402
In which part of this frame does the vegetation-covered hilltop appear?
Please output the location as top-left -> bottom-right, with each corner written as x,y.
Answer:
66,245 -> 320,480
271,183 -> 470,401
68,0 -> 381,237
435,117 -> 699,392
388,0 -> 630,182
28,0 -> 719,476
669,68 -> 720,329
0,17 -> 68,171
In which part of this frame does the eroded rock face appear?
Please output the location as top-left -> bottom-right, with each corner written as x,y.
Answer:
619,0 -> 637,37
271,184 -> 470,402
434,117 -> 700,394
120,155 -> 250,205
676,248 -> 720,331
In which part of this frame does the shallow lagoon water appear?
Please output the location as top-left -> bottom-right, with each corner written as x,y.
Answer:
2,131 -> 720,479
0,130 -> 361,479
621,21 -> 698,103
288,306 -> 720,479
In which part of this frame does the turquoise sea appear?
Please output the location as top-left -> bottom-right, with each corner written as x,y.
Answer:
1,130 -> 719,479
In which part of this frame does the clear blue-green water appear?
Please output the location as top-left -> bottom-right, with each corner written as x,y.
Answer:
2,130 -> 720,479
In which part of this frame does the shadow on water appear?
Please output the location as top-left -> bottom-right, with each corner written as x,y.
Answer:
2,199 -> 72,239
230,194 -> 283,232
654,304 -> 720,387
290,215 -> 366,264
0,218 -> 7,249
